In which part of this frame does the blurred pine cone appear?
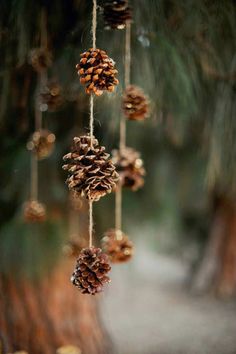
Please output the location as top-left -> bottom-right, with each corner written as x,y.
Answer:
39,82 -> 64,112
63,135 -> 119,202
103,0 -> 132,30
71,247 -> 111,295
123,85 -> 150,121
102,229 -> 134,263
57,346 -> 81,354
23,200 -> 46,223
112,147 -> 145,191
63,238 -> 87,258
76,48 -> 119,96
29,48 -> 52,72
27,130 -> 56,160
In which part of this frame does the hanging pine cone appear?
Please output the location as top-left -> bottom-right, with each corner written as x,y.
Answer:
63,237 -> 86,258
23,200 -> 46,223
29,48 -> 52,72
102,229 -> 134,263
103,0 -> 132,30
57,346 -> 81,354
71,247 -> 111,295
27,130 -> 56,160
112,147 -> 145,191
122,85 -> 150,121
39,82 -> 64,112
76,48 -> 119,96
63,135 -> 119,202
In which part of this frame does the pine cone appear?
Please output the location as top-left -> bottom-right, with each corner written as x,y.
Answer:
102,229 -> 134,263
27,130 -> 56,160
112,147 -> 145,191
57,346 -> 81,354
123,85 -> 150,121
39,82 -> 64,112
76,48 -> 119,96
103,0 -> 132,29
71,247 -> 111,295
63,237 -> 86,258
23,200 -> 46,223
29,48 -> 52,72
63,135 -> 119,202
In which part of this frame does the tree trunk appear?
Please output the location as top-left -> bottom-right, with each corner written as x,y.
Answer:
193,195 -> 236,297
0,260 -> 112,354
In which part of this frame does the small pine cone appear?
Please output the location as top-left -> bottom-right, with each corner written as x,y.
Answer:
112,147 -> 145,191
29,48 -> 52,72
23,200 -> 46,223
63,135 -> 119,202
102,229 -> 134,263
123,85 -> 150,121
57,346 -> 81,354
71,247 -> 111,295
63,237 -> 86,258
27,130 -> 56,160
103,0 -> 132,30
76,48 -> 119,96
39,82 -> 64,112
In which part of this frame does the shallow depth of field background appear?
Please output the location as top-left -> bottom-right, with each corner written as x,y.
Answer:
0,1 -> 236,354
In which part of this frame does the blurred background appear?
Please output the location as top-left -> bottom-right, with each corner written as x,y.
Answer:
0,0 -> 236,353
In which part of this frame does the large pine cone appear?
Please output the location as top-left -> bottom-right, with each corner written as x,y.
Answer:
123,85 -> 150,121
76,48 -> 119,96
27,130 -> 56,160
71,247 -> 111,295
103,0 -> 132,30
63,135 -> 119,202
29,48 -> 52,72
102,229 -> 134,263
39,82 -> 64,112
23,200 -> 46,223
112,147 -> 145,191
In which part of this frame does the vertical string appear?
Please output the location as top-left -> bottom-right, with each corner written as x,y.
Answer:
40,8 -> 48,49
92,0 -> 97,49
88,0 -> 97,248
115,22 -> 132,236
30,153 -> 38,201
89,200 -> 93,247
124,22 -> 131,88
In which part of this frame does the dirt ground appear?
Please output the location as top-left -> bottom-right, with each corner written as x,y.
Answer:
101,245 -> 236,354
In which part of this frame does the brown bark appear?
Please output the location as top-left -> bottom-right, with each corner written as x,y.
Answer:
0,260 -> 112,354
193,195 -> 236,297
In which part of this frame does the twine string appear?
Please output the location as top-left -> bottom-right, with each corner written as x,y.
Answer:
115,22 -> 132,236
88,0 -> 97,247
89,200 -> 93,248
92,0 -> 97,49
30,153 -> 38,201
40,8 -> 48,49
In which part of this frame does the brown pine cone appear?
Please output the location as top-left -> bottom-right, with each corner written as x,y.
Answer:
76,48 -> 119,96
29,48 -> 52,72
63,135 -> 119,202
112,147 -> 145,191
23,200 -> 46,223
123,85 -> 150,121
39,82 -> 64,112
63,237 -> 87,258
102,229 -> 134,263
103,0 -> 132,30
71,247 -> 111,295
27,130 -> 56,160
